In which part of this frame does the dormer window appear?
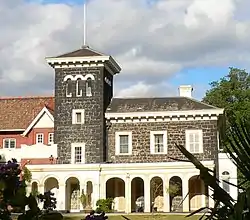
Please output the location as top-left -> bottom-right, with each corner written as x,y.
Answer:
86,78 -> 92,96
66,79 -> 72,97
76,79 -> 83,97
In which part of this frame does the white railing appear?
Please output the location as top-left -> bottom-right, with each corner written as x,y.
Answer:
0,144 -> 57,162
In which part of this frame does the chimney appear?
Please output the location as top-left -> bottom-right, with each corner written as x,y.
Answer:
179,85 -> 193,98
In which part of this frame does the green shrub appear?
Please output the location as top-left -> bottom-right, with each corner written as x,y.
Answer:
96,198 -> 114,213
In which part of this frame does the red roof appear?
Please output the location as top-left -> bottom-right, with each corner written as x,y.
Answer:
0,96 -> 54,130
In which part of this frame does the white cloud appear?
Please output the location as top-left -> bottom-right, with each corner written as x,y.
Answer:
0,0 -> 250,98
115,81 -> 177,98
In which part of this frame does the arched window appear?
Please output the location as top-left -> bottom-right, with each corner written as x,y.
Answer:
66,79 -> 72,97
76,79 -> 83,97
222,171 -> 230,193
86,78 -> 92,96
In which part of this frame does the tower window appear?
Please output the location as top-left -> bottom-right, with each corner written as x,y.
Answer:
76,79 -> 83,97
66,79 -> 73,97
86,78 -> 92,96
71,143 -> 85,164
72,109 -> 85,124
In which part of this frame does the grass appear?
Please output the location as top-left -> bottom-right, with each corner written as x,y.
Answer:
64,214 -> 201,220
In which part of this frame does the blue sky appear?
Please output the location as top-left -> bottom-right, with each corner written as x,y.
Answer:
170,67 -> 227,99
1,0 -> 248,98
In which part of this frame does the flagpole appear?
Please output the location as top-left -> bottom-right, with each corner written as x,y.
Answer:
83,1 -> 87,47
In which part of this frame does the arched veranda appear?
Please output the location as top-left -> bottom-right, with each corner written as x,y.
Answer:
131,177 -> 144,213
189,175 -> 207,211
150,176 -> 164,212
65,177 -> 80,212
106,177 -> 125,212
169,176 -> 182,212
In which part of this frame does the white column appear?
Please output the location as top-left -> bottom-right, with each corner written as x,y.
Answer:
57,183 -> 66,211
92,183 -> 99,210
182,176 -> 189,212
125,174 -> 131,214
164,177 -> 170,212
201,182 -> 206,207
38,184 -> 44,194
144,176 -> 151,213
208,187 -> 214,208
99,175 -> 106,199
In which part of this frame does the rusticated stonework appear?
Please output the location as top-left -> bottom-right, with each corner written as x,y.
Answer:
107,120 -> 218,163
54,67 -> 113,164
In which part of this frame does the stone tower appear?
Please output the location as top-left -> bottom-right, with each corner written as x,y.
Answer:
46,46 -> 121,164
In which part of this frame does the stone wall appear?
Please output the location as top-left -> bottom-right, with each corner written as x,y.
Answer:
107,120 -> 218,163
54,66 -> 112,164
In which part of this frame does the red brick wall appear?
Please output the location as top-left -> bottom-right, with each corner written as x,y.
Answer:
28,128 -> 54,146
0,128 -> 54,148
21,157 -> 58,165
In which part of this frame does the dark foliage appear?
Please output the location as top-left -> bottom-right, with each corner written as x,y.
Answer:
37,191 -> 57,212
0,158 -> 60,220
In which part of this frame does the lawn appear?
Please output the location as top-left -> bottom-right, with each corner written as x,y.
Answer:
64,214 -> 201,220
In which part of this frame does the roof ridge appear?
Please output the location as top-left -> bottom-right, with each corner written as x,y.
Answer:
85,46 -> 107,56
51,46 -> 107,58
51,48 -> 82,58
184,96 -> 219,109
113,96 -> 185,100
0,95 -> 54,100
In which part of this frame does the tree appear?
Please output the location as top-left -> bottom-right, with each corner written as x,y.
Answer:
203,67 -> 250,187
203,67 -> 250,124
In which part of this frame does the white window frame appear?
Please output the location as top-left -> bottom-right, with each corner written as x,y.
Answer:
222,171 -> 230,193
185,129 -> 203,153
3,138 -> 16,148
72,109 -> 85,124
86,78 -> 92,97
48,133 -> 54,145
66,80 -> 72,97
150,131 -> 167,154
76,80 -> 83,97
71,143 -> 85,164
36,133 -> 44,144
115,131 -> 132,155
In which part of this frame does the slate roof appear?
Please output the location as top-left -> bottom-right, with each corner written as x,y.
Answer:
0,95 -> 219,130
107,97 -> 218,113
55,46 -> 106,58
0,96 -> 54,130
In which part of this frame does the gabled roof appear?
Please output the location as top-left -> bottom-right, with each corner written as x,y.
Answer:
54,46 -> 106,58
107,97 -> 219,113
22,106 -> 54,136
0,96 -> 54,130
